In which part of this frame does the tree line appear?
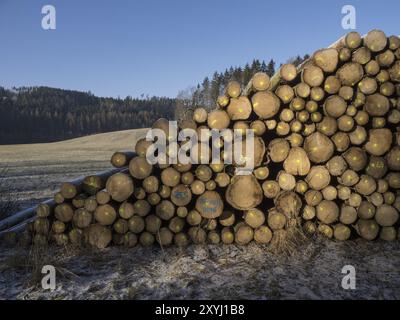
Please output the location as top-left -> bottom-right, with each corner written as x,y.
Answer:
0,87 -> 175,144
186,55 -> 309,109
0,54 -> 309,144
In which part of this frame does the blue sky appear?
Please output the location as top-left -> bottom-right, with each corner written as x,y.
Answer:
0,0 -> 399,98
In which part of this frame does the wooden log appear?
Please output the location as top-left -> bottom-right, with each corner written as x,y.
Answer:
161,167 -> 181,187
88,224 -> 112,249
118,201 -> 135,219
268,138 -> 290,163
139,232 -> 155,246
60,182 -> 82,200
343,31 -> 362,49
283,147 -> 310,176
195,190 -> 224,219
355,219 -> 379,240
336,62 -> 364,86
251,91 -> 281,119
316,200 -> 339,224
72,208 -> 92,229
190,179 -> 205,195
129,156 -> 153,179
352,47 -> 371,65
54,192 -> 65,204
277,171 -> 296,191
186,210 -> 202,226
128,216 -> 145,234
333,224 -> 351,241
304,132 -> 334,163
84,196 -> 98,212
324,76 -> 341,94
313,48 -> 339,73
377,50 -> 395,67
262,180 -> 281,199
364,29 -> 387,52
302,65 -> 324,87
168,216 -> 185,233
135,138 -> 152,157
279,64 -> 297,82
145,214 -> 162,234
275,191 -> 302,218
324,95 -> 347,118
365,93 -> 390,116
375,205 -> 399,227
133,199 -> 151,217
114,219 -> 129,235
365,129 -> 392,156
235,225 -> 254,245
305,190 -> 323,206
226,175 -> 263,210
254,226 -> 273,244
217,95 -> 230,108
193,108 -> 208,123
60,168 -> 124,200
267,209 -> 286,230
111,151 -> 136,168
306,166 -> 331,191
275,85 -> 294,104
243,72 -> 270,95
94,204 -> 117,226
227,96 -> 252,120
380,227 -> 397,241
215,172 -> 230,188
170,184 -> 192,206
188,227 -> 207,244
244,208 -> 265,228
156,227 -> 174,246
96,190 -> 110,205
156,200 -> 175,220
106,172 -> 134,202
54,203 -> 74,222
36,202 -> 55,218
72,194 -> 86,209
174,232 -> 190,246
225,81 -> 241,98
195,165 -> 213,182
339,206 -> 358,225
207,109 -> 230,129
152,118 -> 173,141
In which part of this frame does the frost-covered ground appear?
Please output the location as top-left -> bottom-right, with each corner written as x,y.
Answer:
0,129 -> 400,300
0,129 -> 148,210
1,238 -> 399,299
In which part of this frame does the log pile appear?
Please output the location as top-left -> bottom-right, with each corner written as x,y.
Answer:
18,30 -> 400,248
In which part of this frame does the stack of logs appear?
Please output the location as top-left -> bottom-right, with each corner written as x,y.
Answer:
27,29 -> 400,249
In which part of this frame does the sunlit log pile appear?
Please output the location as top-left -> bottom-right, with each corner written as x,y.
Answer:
24,29 -> 400,249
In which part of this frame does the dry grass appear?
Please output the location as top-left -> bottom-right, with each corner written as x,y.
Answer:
0,167 -> 18,220
269,219 -> 308,256
3,243 -> 80,289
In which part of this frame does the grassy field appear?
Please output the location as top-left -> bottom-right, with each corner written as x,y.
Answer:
0,129 -> 148,211
0,129 -> 399,299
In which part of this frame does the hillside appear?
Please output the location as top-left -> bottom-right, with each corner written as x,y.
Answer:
0,86 -> 174,144
0,129 -> 148,210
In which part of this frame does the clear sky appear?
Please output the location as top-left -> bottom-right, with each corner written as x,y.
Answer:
0,0 -> 399,98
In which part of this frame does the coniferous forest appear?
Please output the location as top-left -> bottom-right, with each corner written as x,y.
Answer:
0,56 -> 308,144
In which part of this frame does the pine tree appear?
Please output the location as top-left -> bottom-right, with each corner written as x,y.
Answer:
266,59 -> 275,76
260,61 -> 267,73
